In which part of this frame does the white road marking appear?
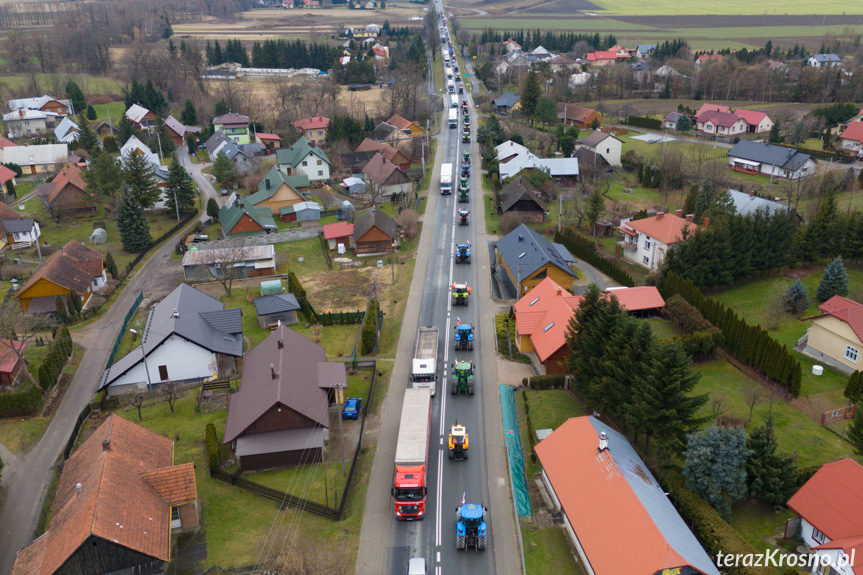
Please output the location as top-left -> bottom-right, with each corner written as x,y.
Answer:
436,449 -> 444,547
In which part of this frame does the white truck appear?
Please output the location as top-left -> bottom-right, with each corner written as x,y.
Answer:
448,108 -> 458,129
450,94 -> 459,108
440,162 -> 453,194
447,80 -> 454,93
445,66 -> 453,80
411,326 -> 439,395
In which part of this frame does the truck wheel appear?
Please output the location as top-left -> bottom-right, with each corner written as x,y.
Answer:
479,536 -> 487,550
465,298 -> 469,306
457,536 -> 466,550
448,449 -> 454,459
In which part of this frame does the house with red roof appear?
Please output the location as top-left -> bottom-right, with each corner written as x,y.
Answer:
735,108 -> 774,134
323,221 -> 354,251
696,110 -> 749,137
290,115 -> 331,146
584,50 -> 624,67
839,122 -> 863,153
800,295 -> 863,373
695,53 -> 723,67
536,416 -> 721,575
0,339 -> 26,386
786,459 -> 863,575
618,210 -> 698,271
693,103 -> 732,122
255,132 -> 282,153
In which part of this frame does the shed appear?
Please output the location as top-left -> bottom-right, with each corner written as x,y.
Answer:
253,293 -> 302,328
323,221 -> 354,250
340,177 -> 367,196
89,228 -> 107,244
280,201 -> 322,223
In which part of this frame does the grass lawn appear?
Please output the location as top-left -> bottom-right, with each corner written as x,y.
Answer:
243,461 -> 350,508
90,101 -> 125,125
485,192 -> 500,235
693,359 -> 859,468
730,501 -> 797,560
644,317 -> 684,341
274,237 -> 330,274
0,416 -> 49,456
522,523 -> 586,575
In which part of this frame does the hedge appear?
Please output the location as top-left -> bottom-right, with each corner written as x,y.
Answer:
37,327 -> 74,391
654,466 -> 775,575
522,374 -> 567,390
361,299 -> 381,355
522,390 -> 537,464
626,115 -> 663,130
670,330 -> 724,362
206,423 -> 220,468
554,229 -> 636,287
0,384 -> 42,413
287,272 -> 317,324
665,295 -> 714,334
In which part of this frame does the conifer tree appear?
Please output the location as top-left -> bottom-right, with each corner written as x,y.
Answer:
207,197 -> 220,220
122,152 -> 162,210
683,425 -> 751,519
782,280 -> 811,313
817,256 -> 849,301
67,289 -> 82,318
768,119 -> 781,143
847,405 -> 863,456
5,179 -> 15,198
105,251 -> 118,279
74,116 -> 100,155
65,80 -> 87,115
180,99 -> 198,126
212,151 -> 238,189
116,186 -> 152,253
845,371 -> 863,403
746,417 -> 798,506
165,159 -> 197,215
55,294 -> 67,321
520,71 -> 541,119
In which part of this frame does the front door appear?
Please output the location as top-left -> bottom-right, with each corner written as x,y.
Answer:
158,365 -> 169,381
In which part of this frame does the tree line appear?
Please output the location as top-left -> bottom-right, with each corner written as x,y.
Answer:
477,27 -> 619,53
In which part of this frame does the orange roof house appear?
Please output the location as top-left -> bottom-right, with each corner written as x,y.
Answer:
10,414 -> 198,575
801,295 -> 863,373
290,116 -> 330,146
839,121 -> 863,152
46,162 -> 96,220
535,416 -> 721,575
695,53 -> 723,66
15,240 -> 106,314
786,459 -> 863,571
255,132 -> 283,153
557,104 -> 603,129
618,210 -> 699,271
386,114 -> 425,138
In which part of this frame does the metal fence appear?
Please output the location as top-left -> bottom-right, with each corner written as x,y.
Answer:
106,291 -> 144,368
63,404 -> 92,460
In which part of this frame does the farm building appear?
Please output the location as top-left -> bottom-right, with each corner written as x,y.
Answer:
0,143 -> 68,175
352,207 -> 398,255
497,177 -> 545,220
253,293 -> 302,328
340,177 -> 366,196
323,221 -> 354,250
182,245 -> 276,281
280,201 -> 322,223
47,162 -> 97,219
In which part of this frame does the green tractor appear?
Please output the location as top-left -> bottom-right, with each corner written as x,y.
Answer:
462,127 -> 470,143
451,360 -> 475,395
451,282 -> 471,306
458,178 -> 469,202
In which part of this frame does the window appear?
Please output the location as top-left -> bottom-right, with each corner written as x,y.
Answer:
318,131 -> 323,136
317,160 -> 322,165
302,160 -> 308,166
644,239 -> 651,250
171,506 -> 181,529
643,256 -> 649,265
845,345 -> 859,363
812,527 -> 827,544
318,171 -> 323,176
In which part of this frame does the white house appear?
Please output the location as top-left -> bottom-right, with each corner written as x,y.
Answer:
696,110 -> 749,136
53,117 -> 80,144
786,459 -> 863,575
618,210 -> 698,271
636,44 -> 656,59
573,130 -> 623,167
839,122 -> 863,152
727,140 -> 816,180
807,53 -> 843,68
3,109 -> 52,139
98,284 -> 243,395
494,140 -> 579,183
276,136 -> 331,182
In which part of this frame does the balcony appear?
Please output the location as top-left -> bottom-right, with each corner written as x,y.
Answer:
617,241 -> 637,252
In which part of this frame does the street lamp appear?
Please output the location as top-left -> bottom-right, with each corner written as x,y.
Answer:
129,328 -> 152,393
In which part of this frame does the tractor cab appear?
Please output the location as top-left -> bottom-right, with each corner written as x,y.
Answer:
455,242 -> 471,264
461,164 -> 470,178
448,423 -> 469,460
456,502 -> 488,550
454,322 -> 474,349
451,360 -> 475,395
458,210 -> 470,226
462,151 -> 470,166
451,282 -> 471,306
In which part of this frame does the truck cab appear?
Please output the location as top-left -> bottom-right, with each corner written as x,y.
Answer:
410,358 -> 436,395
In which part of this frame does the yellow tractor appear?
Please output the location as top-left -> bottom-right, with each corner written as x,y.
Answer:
448,422 -> 469,460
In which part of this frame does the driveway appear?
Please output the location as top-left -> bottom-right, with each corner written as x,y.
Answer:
179,146 -> 222,223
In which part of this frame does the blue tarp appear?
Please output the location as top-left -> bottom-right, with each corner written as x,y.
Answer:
500,385 -> 531,517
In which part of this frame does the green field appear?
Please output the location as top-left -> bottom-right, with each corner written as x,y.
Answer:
586,0 -> 862,15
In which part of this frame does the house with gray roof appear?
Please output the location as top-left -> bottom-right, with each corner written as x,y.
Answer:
498,176 -> 546,218
495,224 -> 577,296
726,188 -> 798,219
574,130 -> 623,167
492,92 -> 521,115
636,44 -> 657,59
727,140 -> 816,180
223,324 -> 346,470
98,284 -> 244,395
253,293 -> 301,328
807,53 -> 843,68
182,244 -> 276,281
277,136 -> 331,182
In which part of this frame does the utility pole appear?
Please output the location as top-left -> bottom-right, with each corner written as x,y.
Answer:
156,130 -> 165,166
337,382 -> 346,476
559,193 -> 563,232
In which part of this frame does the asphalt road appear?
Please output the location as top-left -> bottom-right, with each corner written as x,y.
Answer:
356,10 -> 521,575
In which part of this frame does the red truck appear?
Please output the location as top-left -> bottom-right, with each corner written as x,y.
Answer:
391,388 -> 432,520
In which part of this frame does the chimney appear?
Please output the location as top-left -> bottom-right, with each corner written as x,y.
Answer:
685,214 -> 694,222
518,234 -> 523,241
270,363 -> 277,379
598,431 -> 608,452
102,439 -> 110,451
675,209 -> 683,218
76,482 -> 83,494
265,178 -> 271,190
556,287 -> 562,296
702,217 -> 709,228
171,309 -> 180,319
656,212 -> 665,219
749,190 -> 754,196
277,338 -> 284,349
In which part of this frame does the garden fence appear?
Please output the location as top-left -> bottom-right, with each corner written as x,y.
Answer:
106,291 -> 144,368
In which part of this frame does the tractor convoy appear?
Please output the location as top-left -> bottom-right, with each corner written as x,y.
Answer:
455,242 -> 471,264
451,360 -> 475,395
452,282 -> 471,306
454,322 -> 474,350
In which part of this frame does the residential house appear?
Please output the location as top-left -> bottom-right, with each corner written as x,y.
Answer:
0,339 -> 25,386
653,64 -> 683,84
584,50 -> 625,66
362,153 -> 412,197
386,114 -> 425,138
502,38 -> 522,53
529,46 -> 557,61
277,136 -> 331,182
839,122 -> 863,153
735,108 -> 774,134
372,44 -> 389,61
4,108 -> 52,138
255,132 -> 282,153
121,135 -> 162,166
369,121 -> 410,145
496,51 -> 531,76
341,150 -> 378,174
693,103 -> 732,121
557,104 -> 602,129
247,165 -> 310,216
573,147 -> 611,176
512,277 -> 582,373
323,221 -> 354,250
47,162 -> 97,219
695,53 -> 723,67
494,140 -> 579,185
223,324 -> 345,470
212,112 -> 251,145
496,224 -> 577,297
98,283 -> 244,394
568,72 -> 591,89
0,201 -> 40,250
352,206 -> 398,255
280,201 -> 322,223
182,244 -> 276,282
253,293 -> 301,328
218,201 -> 278,237
808,53 -> 843,68
696,110 -> 749,137
356,139 -> 411,170
630,60 -> 652,83
663,112 -> 684,130
10,415 -> 198,575
14,240 -> 106,314
164,115 -> 201,146
0,143 -> 67,175
498,176 -> 546,220
785,459 -> 863,575
844,107 -> 863,125
636,44 -> 657,59
8,95 -> 71,116
618,210 -> 698,271
92,120 -> 119,137
727,140 -> 816,180
574,130 -> 622,167
340,177 -> 366,196
726,189 -> 795,218
291,115 -> 330,146
53,117 -> 80,144
800,295 -> 863,374
0,163 -> 17,189
125,103 -> 157,131
492,92 -> 521,115
536,416 -> 722,575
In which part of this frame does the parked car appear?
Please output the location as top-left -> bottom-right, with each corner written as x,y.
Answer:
220,188 -> 229,196
407,558 -> 426,575
342,397 -> 362,419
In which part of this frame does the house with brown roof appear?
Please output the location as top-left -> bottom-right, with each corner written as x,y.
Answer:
356,139 -> 410,170
291,115 -> 330,146
386,114 -> 425,138
223,324 -> 346,471
536,416 -> 721,575
46,162 -> 96,220
557,104 -> 602,129
164,115 -> 201,146
785,459 -> 863,575
11,414 -> 199,575
125,103 -> 158,131
14,241 -> 106,314
352,206 -> 398,255
0,339 -> 26,386
361,153 -> 412,197
574,130 -> 623,167
618,210 -> 698,271
799,295 -> 863,374
0,201 -> 40,250
696,110 -> 749,137
255,132 -> 282,153
497,176 -> 546,220
92,120 -> 119,138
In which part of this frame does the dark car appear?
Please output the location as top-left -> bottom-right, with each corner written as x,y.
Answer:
342,397 -> 362,419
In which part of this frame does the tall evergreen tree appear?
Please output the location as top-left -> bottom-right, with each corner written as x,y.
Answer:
768,119 -> 781,143
847,405 -> 863,456
746,417 -> 798,506
683,425 -> 751,519
5,179 -> 15,198
116,186 -> 152,253
164,160 -> 197,215
520,71 -> 541,120
845,371 -> 863,403
118,116 -> 140,144
55,294 -> 67,321
212,151 -> 238,189
180,99 -> 198,127
207,197 -> 220,220
817,256 -> 849,301
83,150 -> 124,208
782,279 -> 810,313
121,152 -> 162,210
86,105 -> 97,121
65,80 -> 87,115
74,116 -> 100,155
585,188 -> 604,236
105,251 -> 119,279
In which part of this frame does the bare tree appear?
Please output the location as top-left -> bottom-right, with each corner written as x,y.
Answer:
160,381 -> 185,413
396,209 -> 418,240
710,394 -> 728,422
765,383 -> 787,418
0,300 -> 56,386
762,281 -> 787,331
132,392 -> 146,421
204,240 -> 252,297
743,385 -> 765,424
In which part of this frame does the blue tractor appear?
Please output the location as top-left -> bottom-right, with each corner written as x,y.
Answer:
456,502 -> 488,550
455,242 -> 471,264
454,323 -> 474,351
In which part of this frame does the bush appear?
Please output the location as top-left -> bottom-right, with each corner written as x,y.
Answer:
206,423 -> 220,468
287,272 -> 317,323
626,115 -> 662,130
37,327 -> 73,390
665,295 -> 715,333
527,374 -> 566,389
671,330 -> 724,361
0,384 -> 42,413
361,299 -> 381,355
499,212 -> 525,236
396,209 -> 419,240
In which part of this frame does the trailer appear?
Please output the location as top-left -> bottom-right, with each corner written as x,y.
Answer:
392,388 -> 432,520
411,326 -> 439,396
448,108 -> 458,129
451,94 -> 459,108
440,163 -> 453,194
